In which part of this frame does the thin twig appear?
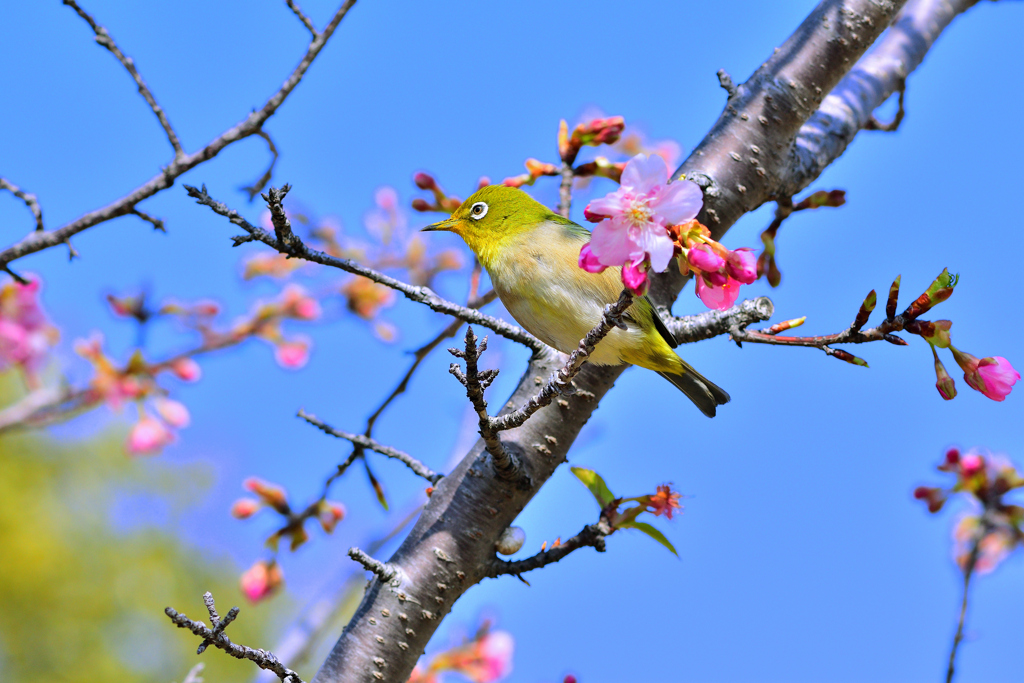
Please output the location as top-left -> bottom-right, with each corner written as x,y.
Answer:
946,514 -> 992,683
185,184 -> 543,350
489,290 -> 633,432
130,207 -> 165,231
243,130 -> 281,200
487,523 -> 610,578
347,547 -> 401,583
298,409 -> 442,484
63,0 -> 184,158
165,593 -> 304,683
865,81 -> 906,132
557,162 -> 574,218
0,177 -> 44,231
285,0 -> 319,37
0,0 -> 357,272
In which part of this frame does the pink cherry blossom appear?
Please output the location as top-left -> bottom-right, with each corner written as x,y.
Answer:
578,243 -> 605,273
582,154 -> 702,274
462,631 -> 515,683
0,277 -> 58,379
951,348 -> 1019,401
695,275 -> 741,310
281,284 -> 321,321
127,414 -> 176,455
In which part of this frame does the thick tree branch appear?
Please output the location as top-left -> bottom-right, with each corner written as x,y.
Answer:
0,0 -> 356,272
302,1 -> 996,680
185,184 -> 544,350
662,297 -> 774,345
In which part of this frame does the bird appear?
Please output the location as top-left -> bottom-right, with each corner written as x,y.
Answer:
423,184 -> 730,417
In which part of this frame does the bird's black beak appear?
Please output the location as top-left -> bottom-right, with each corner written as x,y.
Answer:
422,217 -> 459,232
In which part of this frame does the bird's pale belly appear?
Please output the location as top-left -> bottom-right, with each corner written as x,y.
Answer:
493,276 -> 641,367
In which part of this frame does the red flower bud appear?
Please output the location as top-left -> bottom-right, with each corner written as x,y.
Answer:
413,172 -> 436,190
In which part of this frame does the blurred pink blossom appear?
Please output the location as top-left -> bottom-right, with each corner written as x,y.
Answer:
240,560 -> 283,603
0,277 -> 59,383
127,414 -> 176,455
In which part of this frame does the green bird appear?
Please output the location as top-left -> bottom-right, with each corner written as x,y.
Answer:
423,185 -> 730,417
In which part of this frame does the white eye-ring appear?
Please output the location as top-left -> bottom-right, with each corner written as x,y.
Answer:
469,201 -> 488,220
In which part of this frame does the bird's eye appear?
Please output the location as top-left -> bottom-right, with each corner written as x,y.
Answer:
469,202 -> 488,220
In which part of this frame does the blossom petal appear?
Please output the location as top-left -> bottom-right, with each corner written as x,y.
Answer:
636,228 -> 676,273
620,154 -> 669,194
696,276 -> 741,310
652,178 -> 703,226
589,217 -> 641,267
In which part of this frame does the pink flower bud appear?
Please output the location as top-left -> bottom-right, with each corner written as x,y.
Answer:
583,204 -> 609,223
413,172 -> 436,190
687,244 -> 725,273
621,260 -> 649,296
274,338 -> 310,369
952,348 -> 1019,401
170,357 -> 201,382
126,414 -> 175,455
578,243 -> 607,274
960,453 -> 984,478
374,186 -> 398,211
244,477 -> 288,511
696,276 -> 740,310
933,351 -> 956,400
153,397 -> 190,428
240,560 -> 283,603
231,498 -> 262,519
411,198 -> 431,212
702,270 -> 729,287
725,248 -> 758,284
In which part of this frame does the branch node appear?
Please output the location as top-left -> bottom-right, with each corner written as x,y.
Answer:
348,547 -> 402,585
717,68 -> 738,98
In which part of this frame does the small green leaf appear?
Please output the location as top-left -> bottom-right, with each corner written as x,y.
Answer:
570,466 -> 615,507
620,521 -> 678,556
365,460 -> 389,511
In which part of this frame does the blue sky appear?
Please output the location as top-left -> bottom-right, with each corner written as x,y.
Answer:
1,1 -> 1022,682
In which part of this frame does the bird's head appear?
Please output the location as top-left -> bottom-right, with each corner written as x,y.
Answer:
422,185 -> 553,261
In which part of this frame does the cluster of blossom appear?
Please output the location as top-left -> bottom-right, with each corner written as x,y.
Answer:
580,153 -> 757,306
571,467 -> 682,554
893,270 -> 1020,402
231,476 -> 346,602
247,187 -> 464,341
914,448 -> 1023,574
72,285 -> 321,455
408,624 -> 514,683
0,277 -> 59,388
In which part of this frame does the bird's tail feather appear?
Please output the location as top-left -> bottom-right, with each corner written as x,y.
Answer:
657,365 -> 730,418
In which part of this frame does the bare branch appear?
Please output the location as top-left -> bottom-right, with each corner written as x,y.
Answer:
130,207 -> 165,232
489,290 -> 633,432
297,409 -> 443,484
0,177 -> 44,231
165,593 -> 304,683
243,130 -> 281,201
0,0 -> 357,271
662,297 -> 774,346
347,547 -> 401,584
184,184 -> 543,350
487,523 -> 610,578
62,0 -> 184,158
556,162 -> 573,217
286,0 -> 319,38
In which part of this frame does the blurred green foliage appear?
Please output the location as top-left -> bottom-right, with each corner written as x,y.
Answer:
0,373 -> 283,683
